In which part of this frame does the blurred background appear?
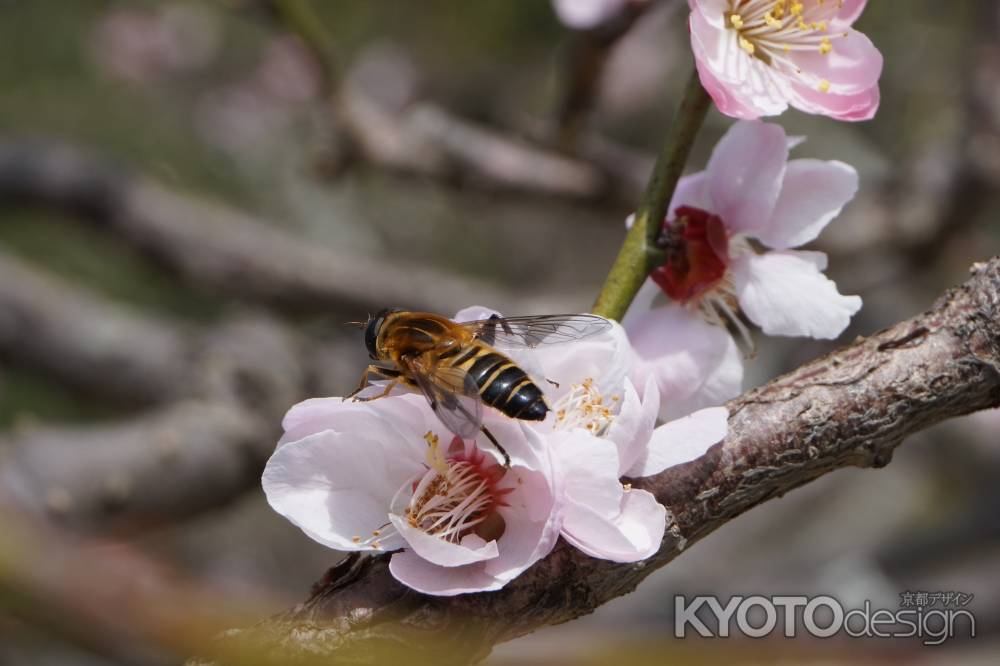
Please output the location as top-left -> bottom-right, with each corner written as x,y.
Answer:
1,1 -> 999,664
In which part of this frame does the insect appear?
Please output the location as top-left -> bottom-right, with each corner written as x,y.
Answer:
348,310 -> 612,466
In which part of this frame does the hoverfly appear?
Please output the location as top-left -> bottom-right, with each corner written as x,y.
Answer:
349,310 -> 612,465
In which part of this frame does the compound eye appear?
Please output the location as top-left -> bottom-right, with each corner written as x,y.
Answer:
364,314 -> 385,358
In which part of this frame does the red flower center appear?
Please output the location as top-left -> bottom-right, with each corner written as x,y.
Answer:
651,206 -> 729,303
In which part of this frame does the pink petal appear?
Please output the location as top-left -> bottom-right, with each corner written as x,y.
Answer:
484,499 -> 561,581
705,121 -> 788,236
554,430 -> 623,519
390,514 -> 499,567
606,376 -> 659,476
625,300 -> 743,420
732,250 -> 862,338
667,337 -> 741,418
689,10 -> 790,119
552,0 -> 628,30
453,305 -> 501,323
627,406 -> 727,477
527,319 -> 630,401
388,550 -> 502,596
669,171 -> 711,214
755,159 -> 858,250
262,430 -> 419,552
790,30 -> 883,95
790,82 -> 880,122
833,0 -> 868,27
561,488 -> 665,563
279,394 -> 429,448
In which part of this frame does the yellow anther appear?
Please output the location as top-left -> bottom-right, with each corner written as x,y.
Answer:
818,79 -> 831,93
819,37 -> 833,54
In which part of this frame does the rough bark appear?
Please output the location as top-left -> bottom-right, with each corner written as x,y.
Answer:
203,256 -> 1000,664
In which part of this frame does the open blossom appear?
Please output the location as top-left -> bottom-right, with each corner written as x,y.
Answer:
689,0 -> 882,121
263,394 -> 561,596
624,119 -> 861,417
457,306 -> 728,563
264,306 -> 728,595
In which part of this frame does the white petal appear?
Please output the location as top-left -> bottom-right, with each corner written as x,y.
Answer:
262,430 -> 421,552
669,171 -> 711,213
529,319 -> 631,401
453,305 -> 501,323
279,394 -> 430,451
733,250 -> 862,339
626,303 -> 742,420
552,0 -> 627,29
484,498 -> 560,581
561,489 -> 665,563
553,430 -> 622,519
755,159 -> 858,250
659,335 -> 742,420
705,121 -> 788,235
622,277 -> 663,325
389,514 -> 499,567
388,551 -> 502,596
606,376 -> 659,476
627,406 -> 728,477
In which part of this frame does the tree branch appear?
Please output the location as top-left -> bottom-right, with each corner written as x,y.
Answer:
204,255 -> 1000,664
0,313 -> 308,532
0,138 -> 528,315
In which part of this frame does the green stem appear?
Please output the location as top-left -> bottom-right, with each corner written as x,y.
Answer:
591,68 -> 711,321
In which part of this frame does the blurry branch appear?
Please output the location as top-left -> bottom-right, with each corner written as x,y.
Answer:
553,0 -> 654,152
0,257 -> 309,529
0,252 -> 188,405
266,1 -> 650,203
0,138 -> 525,315
206,256 -> 1000,665
0,505 -> 303,666
592,68 -> 710,320
826,0 -> 1000,280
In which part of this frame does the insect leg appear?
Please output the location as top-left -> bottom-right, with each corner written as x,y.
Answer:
479,424 -> 511,469
346,365 -> 401,401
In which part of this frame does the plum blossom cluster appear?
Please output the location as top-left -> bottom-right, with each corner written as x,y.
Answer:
625,119 -> 862,416
265,0 -> 881,597
264,312 -> 727,595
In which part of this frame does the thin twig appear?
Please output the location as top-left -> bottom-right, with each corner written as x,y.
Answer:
592,67 -> 710,320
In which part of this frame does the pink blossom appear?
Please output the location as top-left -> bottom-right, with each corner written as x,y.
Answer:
624,120 -> 861,416
265,306 -> 728,592
457,307 -> 728,563
552,0 -> 634,30
264,395 -> 561,596
688,0 -> 882,121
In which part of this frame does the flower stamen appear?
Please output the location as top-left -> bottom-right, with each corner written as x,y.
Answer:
552,377 -> 616,436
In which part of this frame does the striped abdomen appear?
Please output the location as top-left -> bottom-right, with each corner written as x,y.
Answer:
449,344 -> 548,421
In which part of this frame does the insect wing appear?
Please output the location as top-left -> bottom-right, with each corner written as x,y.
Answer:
462,314 -> 612,349
403,354 -> 483,439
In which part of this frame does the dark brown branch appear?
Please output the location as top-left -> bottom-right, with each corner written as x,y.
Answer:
205,256 -> 1000,664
